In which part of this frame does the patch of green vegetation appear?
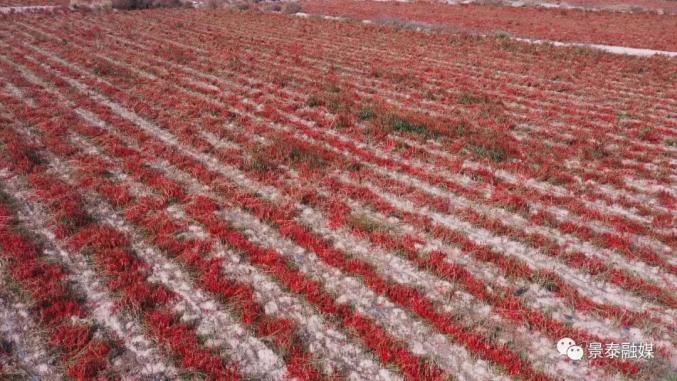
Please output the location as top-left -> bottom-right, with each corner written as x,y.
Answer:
288,146 -> 326,168
590,147 -> 609,160
347,162 -> 363,172
616,111 -> 631,121
273,75 -> 292,88
497,38 -> 518,52
248,157 -> 274,172
92,62 -> 125,78
539,279 -> 560,293
392,73 -> 413,84
358,107 -> 375,121
387,114 -> 436,138
305,95 -> 322,108
448,122 -> 468,138
638,127 -> 653,140
24,149 -> 45,167
59,213 -> 94,234
101,170 -> 115,179
513,287 -> 528,297
467,143 -> 507,162
495,31 -> 511,39
458,92 -> 483,105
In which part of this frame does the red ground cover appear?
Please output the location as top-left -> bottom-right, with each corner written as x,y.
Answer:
530,0 -> 677,14
300,0 -> 677,50
0,8 -> 674,380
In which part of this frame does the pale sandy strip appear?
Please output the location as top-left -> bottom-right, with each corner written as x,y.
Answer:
625,177 -> 677,197
0,263 -> 59,380
513,37 -> 677,57
0,5 -> 62,14
3,82 -> 36,107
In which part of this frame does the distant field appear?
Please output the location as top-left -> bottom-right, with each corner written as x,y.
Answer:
0,0 -> 66,6
461,0 -> 677,14
0,6 -> 675,381
537,0 -> 677,13
300,0 -> 677,51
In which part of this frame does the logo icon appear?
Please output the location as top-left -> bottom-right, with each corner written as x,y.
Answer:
567,345 -> 584,360
557,337 -> 583,360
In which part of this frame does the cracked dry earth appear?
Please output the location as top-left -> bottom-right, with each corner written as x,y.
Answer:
0,5 -> 675,381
